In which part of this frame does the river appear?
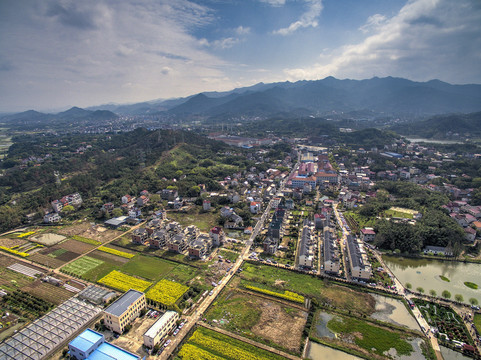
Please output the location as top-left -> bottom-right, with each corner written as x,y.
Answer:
383,256 -> 481,303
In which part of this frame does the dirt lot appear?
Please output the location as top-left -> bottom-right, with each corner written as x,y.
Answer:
59,239 -> 96,253
251,299 -> 307,352
57,222 -> 123,243
31,233 -> 66,246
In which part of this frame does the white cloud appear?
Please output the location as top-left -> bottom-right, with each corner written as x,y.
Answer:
283,0 -> 481,84
273,0 -> 323,35
359,14 -> 387,33
235,25 -> 251,35
260,0 -> 286,7
199,37 -> 241,49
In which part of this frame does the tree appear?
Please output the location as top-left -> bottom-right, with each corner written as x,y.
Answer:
455,294 -> 464,303
416,287 -> 425,294
112,208 -> 123,218
61,204 -> 75,214
469,298 -> 479,306
442,290 -> 451,299
406,283 -> 412,290
429,289 -> 437,297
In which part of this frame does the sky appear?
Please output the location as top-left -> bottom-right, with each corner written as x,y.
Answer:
1,0 -> 481,112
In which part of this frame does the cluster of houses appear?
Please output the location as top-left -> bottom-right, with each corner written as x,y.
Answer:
346,235 -> 372,281
131,217 -> 225,259
323,226 -> 341,276
446,202 -> 481,242
44,192 -> 83,223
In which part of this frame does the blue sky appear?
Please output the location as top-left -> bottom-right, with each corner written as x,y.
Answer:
1,0 -> 480,112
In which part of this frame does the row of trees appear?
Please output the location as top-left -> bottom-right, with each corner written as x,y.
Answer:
406,283 -> 479,305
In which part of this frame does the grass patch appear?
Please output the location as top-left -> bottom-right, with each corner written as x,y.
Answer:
167,208 -> 218,232
83,261 -> 117,282
327,315 -> 413,356
164,263 -> 200,285
440,275 -> 450,282
61,256 -> 104,276
120,255 -> 176,281
219,250 -> 239,262
464,281 -> 478,289
384,209 -> 414,219
48,248 -> 67,258
474,313 -> 481,331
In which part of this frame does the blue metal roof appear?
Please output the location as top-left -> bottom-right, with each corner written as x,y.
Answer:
69,329 -> 103,353
89,342 -> 139,360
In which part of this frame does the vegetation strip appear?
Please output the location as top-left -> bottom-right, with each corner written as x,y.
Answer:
71,235 -> 101,245
244,285 -> 304,303
98,246 -> 135,258
0,245 -> 29,257
146,279 -> 188,306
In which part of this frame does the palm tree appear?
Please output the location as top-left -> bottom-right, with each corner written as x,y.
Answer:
429,289 -> 437,297
442,290 -> 451,299
469,298 -> 479,306
416,287 -> 425,294
455,294 -> 464,303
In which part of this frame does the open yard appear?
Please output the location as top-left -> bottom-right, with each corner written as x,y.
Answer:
206,284 -> 307,353
167,208 -> 218,232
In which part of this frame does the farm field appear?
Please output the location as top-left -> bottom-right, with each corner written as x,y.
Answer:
240,262 -> 376,315
22,280 -> 74,305
61,256 -> 104,277
98,270 -> 152,292
120,255 -> 176,281
206,281 -> 307,353
146,279 -> 188,306
178,326 -> 289,360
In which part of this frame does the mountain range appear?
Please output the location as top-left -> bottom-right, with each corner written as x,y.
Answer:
89,76 -> 481,118
3,77 -> 481,128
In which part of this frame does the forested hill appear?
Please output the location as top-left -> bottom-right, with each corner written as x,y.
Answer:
0,128 -> 252,231
242,117 -> 399,147
390,111 -> 481,139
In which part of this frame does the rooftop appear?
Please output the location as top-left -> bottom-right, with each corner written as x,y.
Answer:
70,329 -> 103,353
88,342 -> 139,360
104,289 -> 144,317
144,311 -> 178,339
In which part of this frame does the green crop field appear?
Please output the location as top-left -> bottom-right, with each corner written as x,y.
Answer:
61,256 -> 104,276
120,255 -> 176,281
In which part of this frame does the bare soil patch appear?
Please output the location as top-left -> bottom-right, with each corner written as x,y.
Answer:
31,233 -> 66,246
56,251 -> 81,262
30,253 -> 65,268
0,254 -> 18,268
251,299 -> 307,352
60,239 -> 95,253
57,223 -> 123,243
0,238 -> 28,248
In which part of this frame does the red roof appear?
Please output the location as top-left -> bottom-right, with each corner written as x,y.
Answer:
361,228 -> 376,235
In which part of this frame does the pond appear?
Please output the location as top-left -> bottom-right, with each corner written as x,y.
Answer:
313,312 -> 336,339
307,341 -> 361,360
370,294 -> 420,330
383,256 -> 481,303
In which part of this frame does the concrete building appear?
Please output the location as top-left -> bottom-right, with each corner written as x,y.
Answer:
323,227 -> 340,276
360,228 -> 376,242
103,290 -> 146,334
346,235 -> 372,281
69,329 -> 140,360
143,311 -> 179,349
298,221 -> 314,268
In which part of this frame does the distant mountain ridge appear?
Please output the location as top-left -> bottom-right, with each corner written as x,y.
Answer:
86,76 -> 481,118
0,107 -> 118,130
